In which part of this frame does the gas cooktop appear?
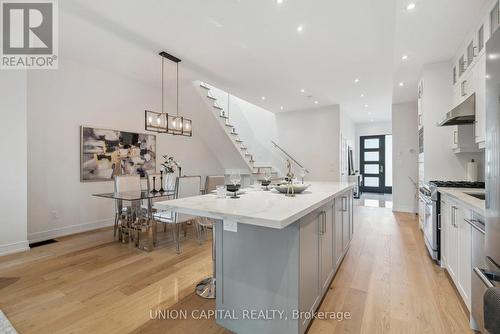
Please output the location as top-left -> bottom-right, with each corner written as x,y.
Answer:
429,181 -> 485,188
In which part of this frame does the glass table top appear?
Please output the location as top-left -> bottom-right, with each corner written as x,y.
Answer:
93,190 -> 175,201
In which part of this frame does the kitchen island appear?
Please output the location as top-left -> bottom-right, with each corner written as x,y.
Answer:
155,182 -> 355,334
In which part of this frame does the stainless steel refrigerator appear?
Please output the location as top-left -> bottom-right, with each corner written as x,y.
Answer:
472,26 -> 500,333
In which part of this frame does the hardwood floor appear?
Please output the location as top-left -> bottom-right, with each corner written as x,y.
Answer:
0,206 -> 472,334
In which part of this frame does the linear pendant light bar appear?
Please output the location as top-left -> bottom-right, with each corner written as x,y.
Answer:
145,51 -> 192,137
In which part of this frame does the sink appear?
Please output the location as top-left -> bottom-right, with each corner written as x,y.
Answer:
465,193 -> 486,200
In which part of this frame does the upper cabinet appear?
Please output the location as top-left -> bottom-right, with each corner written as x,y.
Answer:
450,1 -> 497,149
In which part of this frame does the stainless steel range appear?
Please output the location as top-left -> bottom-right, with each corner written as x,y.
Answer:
419,181 -> 485,262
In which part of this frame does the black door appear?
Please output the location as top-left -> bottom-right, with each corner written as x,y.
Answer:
360,135 -> 392,194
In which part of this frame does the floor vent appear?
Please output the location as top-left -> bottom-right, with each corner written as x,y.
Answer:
29,239 -> 58,248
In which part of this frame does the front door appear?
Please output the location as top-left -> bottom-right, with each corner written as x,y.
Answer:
360,135 -> 391,193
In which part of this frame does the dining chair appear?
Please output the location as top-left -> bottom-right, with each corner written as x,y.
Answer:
147,172 -> 174,233
153,175 -> 202,254
113,175 -> 142,239
203,175 -> 225,195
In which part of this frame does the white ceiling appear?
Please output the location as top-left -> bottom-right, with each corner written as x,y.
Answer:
64,0 -> 487,123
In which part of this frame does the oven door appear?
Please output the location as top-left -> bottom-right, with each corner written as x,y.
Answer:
420,194 -> 437,260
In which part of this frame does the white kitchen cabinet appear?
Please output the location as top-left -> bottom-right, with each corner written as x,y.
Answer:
451,124 -> 480,153
457,207 -> 472,310
474,53 -> 486,146
299,210 -> 321,320
440,194 -> 473,311
334,197 -> 344,268
319,203 -> 334,292
299,190 -> 354,332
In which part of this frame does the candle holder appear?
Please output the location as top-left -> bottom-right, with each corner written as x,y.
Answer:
159,170 -> 165,193
150,176 -> 158,194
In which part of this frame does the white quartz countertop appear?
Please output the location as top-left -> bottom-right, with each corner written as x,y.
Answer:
154,182 -> 355,229
438,187 -> 485,215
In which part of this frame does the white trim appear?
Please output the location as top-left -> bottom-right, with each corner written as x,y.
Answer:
28,218 -> 114,243
392,204 -> 417,214
0,240 -> 30,256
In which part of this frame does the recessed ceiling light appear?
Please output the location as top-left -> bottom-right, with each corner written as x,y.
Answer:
407,3 -> 416,10
399,82 -> 405,86
354,78 -> 360,83
402,55 -> 408,60
277,0 -> 283,3
280,106 -> 284,110
364,104 -> 369,108
297,25 -> 304,32
261,96 -> 266,100
314,101 -> 319,104
360,93 -> 364,97
300,88 -> 305,93
486,74 -> 491,79
488,53 -> 500,60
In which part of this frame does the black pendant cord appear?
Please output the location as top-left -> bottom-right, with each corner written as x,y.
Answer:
161,57 -> 164,115
176,62 -> 179,118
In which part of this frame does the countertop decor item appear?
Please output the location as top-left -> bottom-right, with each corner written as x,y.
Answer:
261,179 -> 271,191
161,155 -> 181,191
226,184 -> 241,198
274,183 -> 310,194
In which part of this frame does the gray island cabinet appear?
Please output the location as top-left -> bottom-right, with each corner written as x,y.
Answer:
155,182 -> 355,334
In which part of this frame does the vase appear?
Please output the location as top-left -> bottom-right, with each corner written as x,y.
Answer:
165,172 -> 176,191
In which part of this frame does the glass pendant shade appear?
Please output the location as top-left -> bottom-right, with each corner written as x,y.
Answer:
145,110 -> 167,133
167,115 -> 192,136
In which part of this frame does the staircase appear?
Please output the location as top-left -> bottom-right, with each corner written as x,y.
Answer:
197,81 -> 281,180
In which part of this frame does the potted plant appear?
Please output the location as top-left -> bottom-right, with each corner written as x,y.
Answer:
161,155 -> 181,191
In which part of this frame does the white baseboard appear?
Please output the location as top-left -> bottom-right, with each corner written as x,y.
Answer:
0,240 -> 30,256
28,218 -> 114,243
392,204 -> 417,214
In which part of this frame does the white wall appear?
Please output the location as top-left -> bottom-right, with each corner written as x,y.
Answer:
276,106 -> 341,181
421,62 -> 484,182
0,72 -> 29,255
26,8 -> 224,242
392,102 -> 418,213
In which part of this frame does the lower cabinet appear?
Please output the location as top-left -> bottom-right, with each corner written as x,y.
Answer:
440,194 -> 472,311
299,189 -> 354,333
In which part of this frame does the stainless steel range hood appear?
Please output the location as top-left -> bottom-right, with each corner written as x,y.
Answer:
438,93 -> 476,126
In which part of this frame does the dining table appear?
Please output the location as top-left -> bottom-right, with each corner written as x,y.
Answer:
93,190 -> 176,250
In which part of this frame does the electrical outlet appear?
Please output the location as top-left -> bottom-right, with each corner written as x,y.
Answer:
223,220 -> 238,232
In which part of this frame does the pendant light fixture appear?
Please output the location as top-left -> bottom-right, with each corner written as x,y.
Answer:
145,51 -> 192,137
162,51 -> 192,137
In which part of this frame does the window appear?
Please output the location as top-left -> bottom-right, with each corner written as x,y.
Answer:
467,41 -> 474,66
491,1 -> 499,35
459,55 -> 466,76
479,25 -> 485,53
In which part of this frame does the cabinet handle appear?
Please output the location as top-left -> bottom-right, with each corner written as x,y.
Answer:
323,212 -> 327,234
453,131 -> 458,144
473,46 -> 478,57
461,80 -> 467,96
464,218 -> 485,234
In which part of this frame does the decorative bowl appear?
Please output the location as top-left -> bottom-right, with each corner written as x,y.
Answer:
274,184 -> 310,194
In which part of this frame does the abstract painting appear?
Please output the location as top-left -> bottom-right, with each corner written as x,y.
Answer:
80,126 -> 156,181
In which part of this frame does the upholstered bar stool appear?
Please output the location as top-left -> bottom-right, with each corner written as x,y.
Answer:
195,175 -> 224,299
196,217 -> 217,299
